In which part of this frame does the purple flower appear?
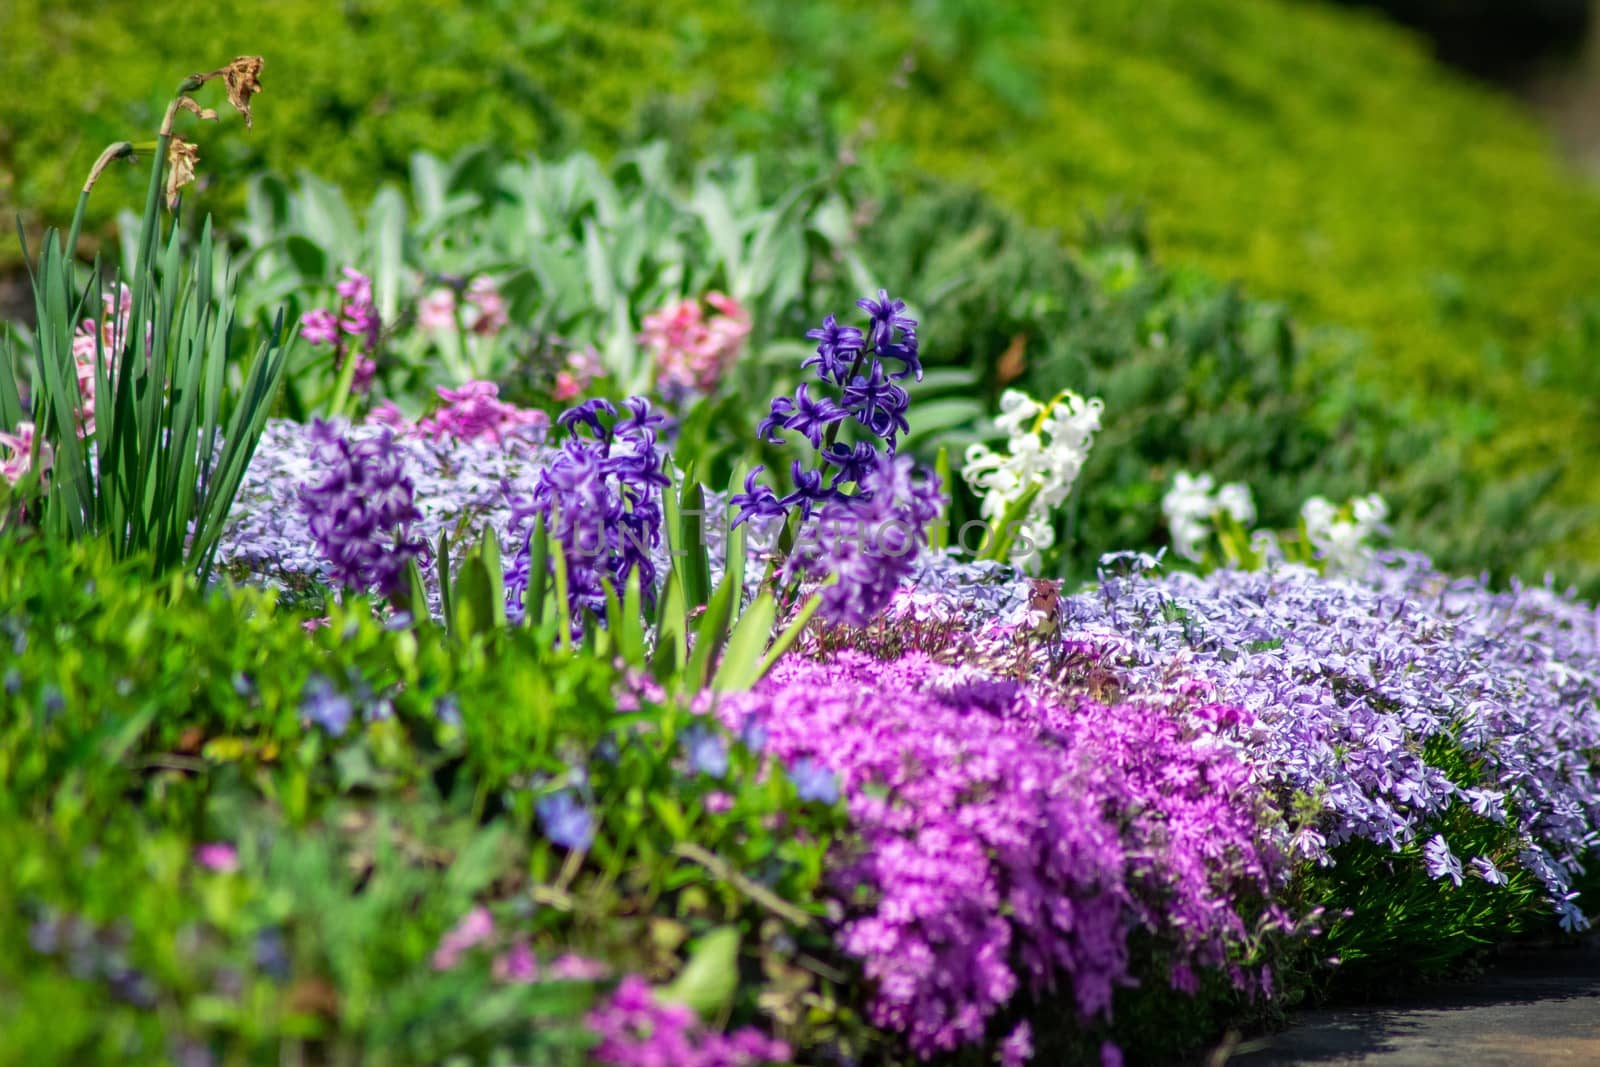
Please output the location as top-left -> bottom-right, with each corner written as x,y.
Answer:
1424,834 -> 1464,887
730,466 -> 786,529
721,652 -> 1282,1058
787,757 -> 839,805
300,674 -> 354,737
756,393 -> 796,446
587,974 -> 790,1066
999,1021 -> 1034,1067
537,790 -> 595,851
298,308 -> 340,346
505,397 -> 664,626
855,288 -> 918,362
682,723 -> 729,779
788,453 -> 945,626
802,313 -> 865,383
781,383 -> 847,449
297,419 -> 423,596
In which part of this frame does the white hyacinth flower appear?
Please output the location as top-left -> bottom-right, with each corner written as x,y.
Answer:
961,387 -> 1103,574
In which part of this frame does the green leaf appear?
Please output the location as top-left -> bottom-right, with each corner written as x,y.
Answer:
711,592 -> 777,692
657,926 -> 741,1018
684,571 -> 737,693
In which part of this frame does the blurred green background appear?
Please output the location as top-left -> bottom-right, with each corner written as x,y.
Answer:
3,0 -> 1598,588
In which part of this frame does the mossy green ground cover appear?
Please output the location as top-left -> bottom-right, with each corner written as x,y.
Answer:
3,0 -> 1597,576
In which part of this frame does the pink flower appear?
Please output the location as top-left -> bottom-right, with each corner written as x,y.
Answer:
547,953 -> 609,981
335,266 -> 373,308
431,906 -> 495,971
491,939 -> 540,984
366,400 -> 412,432
0,422 -> 50,485
299,308 -> 340,346
705,791 -> 734,814
464,275 -> 508,337
417,288 -> 457,333
195,842 -> 239,873
415,380 -> 548,444
640,292 -> 750,398
552,371 -> 582,402
66,284 -> 135,436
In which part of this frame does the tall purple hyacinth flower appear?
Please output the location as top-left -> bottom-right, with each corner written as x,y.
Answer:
787,452 -> 944,627
296,418 -> 423,596
504,397 -> 668,624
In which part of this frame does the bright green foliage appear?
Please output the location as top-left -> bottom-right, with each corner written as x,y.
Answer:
0,0 -> 776,258
0,537 -> 850,1064
764,0 -> 1600,574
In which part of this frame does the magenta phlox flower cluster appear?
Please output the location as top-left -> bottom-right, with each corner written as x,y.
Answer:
641,292 -> 751,399
587,975 -> 791,1067
720,651 -> 1282,1059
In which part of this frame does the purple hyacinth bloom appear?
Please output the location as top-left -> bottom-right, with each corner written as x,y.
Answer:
803,313 -> 865,384
855,289 -> 917,355
843,364 -> 911,445
506,397 -> 665,626
296,419 -> 423,596
789,452 -> 945,626
781,383 -> 847,449
730,466 -> 786,529
537,790 -> 595,851
788,757 -> 839,804
756,394 -> 796,445
301,674 -> 354,737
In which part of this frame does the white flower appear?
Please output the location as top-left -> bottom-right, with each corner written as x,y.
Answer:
960,387 -> 1103,573
1301,493 -> 1387,571
1215,482 -> 1256,526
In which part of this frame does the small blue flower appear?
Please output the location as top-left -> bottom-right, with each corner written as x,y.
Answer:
789,757 -> 840,805
682,724 -> 729,779
301,674 -> 354,737
739,716 -> 769,755
537,790 -> 595,851
434,695 -> 462,728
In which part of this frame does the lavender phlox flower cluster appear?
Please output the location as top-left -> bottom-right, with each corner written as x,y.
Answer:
369,380 -> 549,445
721,651 -> 1282,1060
220,418 -> 552,597
296,418 -> 424,596
1053,551 -> 1600,928
503,397 -> 669,625
783,452 -> 945,627
587,974 -> 791,1066
300,266 -> 380,392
